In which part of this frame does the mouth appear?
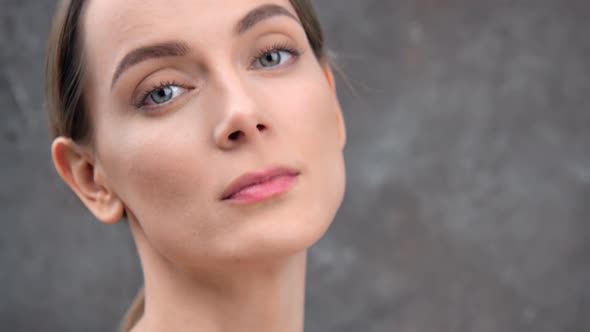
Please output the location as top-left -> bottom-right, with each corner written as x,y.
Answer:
221,166 -> 300,203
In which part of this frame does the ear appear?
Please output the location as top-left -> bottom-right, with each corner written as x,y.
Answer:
323,64 -> 337,93
322,65 -> 347,149
51,137 -> 124,224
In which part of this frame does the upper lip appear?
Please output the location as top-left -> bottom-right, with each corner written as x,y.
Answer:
221,166 -> 299,200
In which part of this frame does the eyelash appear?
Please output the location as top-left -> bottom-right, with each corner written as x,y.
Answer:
248,42 -> 303,68
134,80 -> 189,109
134,43 -> 304,109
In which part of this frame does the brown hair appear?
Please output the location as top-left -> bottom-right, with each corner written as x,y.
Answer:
45,0 -> 327,331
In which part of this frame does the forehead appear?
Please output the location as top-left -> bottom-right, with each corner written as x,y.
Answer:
81,0 -> 298,74
83,0 -> 296,45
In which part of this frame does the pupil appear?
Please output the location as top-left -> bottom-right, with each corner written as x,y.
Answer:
261,52 -> 280,66
151,86 -> 172,103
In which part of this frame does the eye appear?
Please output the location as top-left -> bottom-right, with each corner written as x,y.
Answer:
137,83 -> 189,108
150,86 -> 175,104
258,50 -> 291,67
252,47 -> 299,69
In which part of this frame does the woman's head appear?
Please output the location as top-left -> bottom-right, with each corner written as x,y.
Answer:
46,0 -> 346,269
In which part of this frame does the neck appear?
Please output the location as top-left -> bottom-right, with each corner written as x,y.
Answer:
128,218 -> 307,332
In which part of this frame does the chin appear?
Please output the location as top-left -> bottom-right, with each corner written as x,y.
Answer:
138,164 -> 346,270
230,172 -> 346,262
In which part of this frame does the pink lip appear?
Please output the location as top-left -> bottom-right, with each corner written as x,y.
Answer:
221,166 -> 299,203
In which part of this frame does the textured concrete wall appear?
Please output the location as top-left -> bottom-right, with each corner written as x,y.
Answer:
1,1 -> 589,331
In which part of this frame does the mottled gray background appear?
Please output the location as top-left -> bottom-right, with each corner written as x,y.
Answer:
1,0 -> 589,331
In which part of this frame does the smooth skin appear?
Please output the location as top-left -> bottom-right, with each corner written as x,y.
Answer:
51,0 -> 346,331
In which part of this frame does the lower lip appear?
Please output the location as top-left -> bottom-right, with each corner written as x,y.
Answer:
225,174 -> 298,203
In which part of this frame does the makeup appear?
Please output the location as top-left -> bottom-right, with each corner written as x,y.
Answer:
222,166 -> 299,203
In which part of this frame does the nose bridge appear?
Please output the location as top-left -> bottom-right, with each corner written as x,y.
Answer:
222,69 -> 258,119
212,68 -> 268,149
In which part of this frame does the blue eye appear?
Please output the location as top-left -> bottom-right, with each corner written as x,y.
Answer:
139,84 -> 188,108
254,49 -> 297,69
150,86 -> 174,104
259,51 -> 286,67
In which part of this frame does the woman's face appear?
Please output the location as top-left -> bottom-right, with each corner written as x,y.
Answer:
81,0 -> 346,267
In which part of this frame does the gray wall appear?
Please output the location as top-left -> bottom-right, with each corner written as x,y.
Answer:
1,0 -> 589,331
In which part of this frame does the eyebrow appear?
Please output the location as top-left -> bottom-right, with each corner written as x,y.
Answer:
235,4 -> 300,35
110,4 -> 300,88
111,41 -> 189,88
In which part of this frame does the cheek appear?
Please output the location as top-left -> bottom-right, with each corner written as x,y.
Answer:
274,69 -> 347,222
97,116 -> 212,226
279,71 -> 344,169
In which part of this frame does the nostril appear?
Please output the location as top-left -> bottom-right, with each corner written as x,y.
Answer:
228,131 -> 242,140
227,125 -> 265,142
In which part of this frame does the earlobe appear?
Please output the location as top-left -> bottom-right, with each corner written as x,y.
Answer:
51,137 -> 124,224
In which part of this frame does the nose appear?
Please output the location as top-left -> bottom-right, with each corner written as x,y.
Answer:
212,80 -> 269,150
